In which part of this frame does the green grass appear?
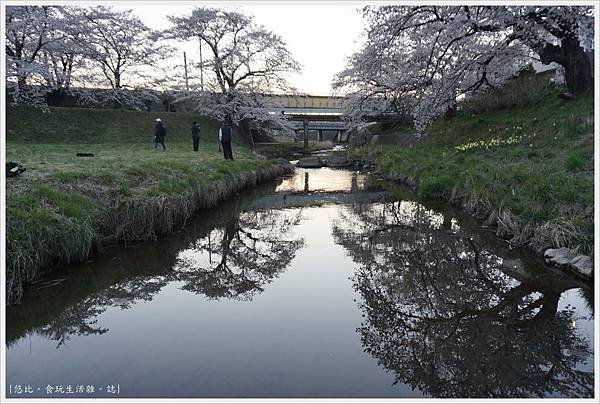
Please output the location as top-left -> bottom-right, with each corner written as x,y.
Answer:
6,105 -> 222,144
5,106 -> 289,304
564,150 -> 588,171
346,91 -> 594,255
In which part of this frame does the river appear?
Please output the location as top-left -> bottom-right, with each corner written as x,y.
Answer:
5,167 -> 594,398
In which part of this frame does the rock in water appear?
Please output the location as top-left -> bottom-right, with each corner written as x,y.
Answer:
322,156 -> 350,168
296,157 -> 322,168
544,247 -> 593,278
274,158 -> 293,167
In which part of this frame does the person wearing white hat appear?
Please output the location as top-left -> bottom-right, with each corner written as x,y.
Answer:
154,118 -> 166,150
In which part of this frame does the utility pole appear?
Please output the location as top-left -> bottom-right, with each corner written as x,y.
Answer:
183,51 -> 189,91
198,37 -> 204,91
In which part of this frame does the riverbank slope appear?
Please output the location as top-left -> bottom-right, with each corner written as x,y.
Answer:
346,93 -> 594,271
5,106 -> 293,304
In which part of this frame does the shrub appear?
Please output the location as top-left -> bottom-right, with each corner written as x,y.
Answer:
462,70 -> 556,115
564,151 -> 586,171
419,174 -> 455,198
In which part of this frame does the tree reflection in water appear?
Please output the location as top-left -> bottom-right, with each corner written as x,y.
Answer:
174,209 -> 305,300
21,207 -> 304,347
38,275 -> 168,348
333,201 -> 593,398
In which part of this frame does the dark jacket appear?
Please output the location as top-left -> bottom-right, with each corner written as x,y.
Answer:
220,126 -> 232,142
192,124 -> 200,138
155,123 -> 166,139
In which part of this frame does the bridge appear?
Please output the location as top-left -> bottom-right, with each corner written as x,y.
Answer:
263,95 -> 403,148
264,96 -> 349,147
277,109 -> 348,145
267,94 -> 343,109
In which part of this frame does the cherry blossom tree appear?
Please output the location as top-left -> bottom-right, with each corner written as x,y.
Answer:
39,7 -> 94,105
334,6 -> 594,129
5,5 -> 168,109
77,6 -> 171,109
5,5 -> 73,105
165,7 -> 302,141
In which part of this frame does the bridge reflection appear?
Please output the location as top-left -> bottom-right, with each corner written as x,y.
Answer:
275,167 -> 366,194
238,168 -> 394,210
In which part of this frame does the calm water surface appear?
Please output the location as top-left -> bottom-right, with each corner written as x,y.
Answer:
6,168 -> 594,398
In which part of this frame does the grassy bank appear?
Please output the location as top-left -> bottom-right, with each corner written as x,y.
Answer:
6,181 -> 279,346
346,93 -> 594,258
6,106 -> 293,304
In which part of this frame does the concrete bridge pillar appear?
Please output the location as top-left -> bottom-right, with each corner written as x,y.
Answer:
303,120 -> 309,151
317,129 -> 322,142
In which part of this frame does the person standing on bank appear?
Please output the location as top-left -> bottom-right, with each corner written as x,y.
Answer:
154,118 -> 166,150
191,121 -> 201,152
218,123 -> 234,160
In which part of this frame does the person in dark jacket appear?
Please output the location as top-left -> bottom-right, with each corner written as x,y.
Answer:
218,124 -> 234,160
154,118 -> 166,150
192,121 -> 201,152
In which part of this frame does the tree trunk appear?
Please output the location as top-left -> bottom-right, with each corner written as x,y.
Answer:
113,73 -> 122,109
237,118 -> 255,149
16,68 -> 30,99
539,37 -> 593,95
562,37 -> 593,94
444,104 -> 457,121
45,89 -> 66,106
17,76 -> 27,91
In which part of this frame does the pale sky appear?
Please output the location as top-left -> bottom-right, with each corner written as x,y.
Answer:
114,1 -> 370,95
